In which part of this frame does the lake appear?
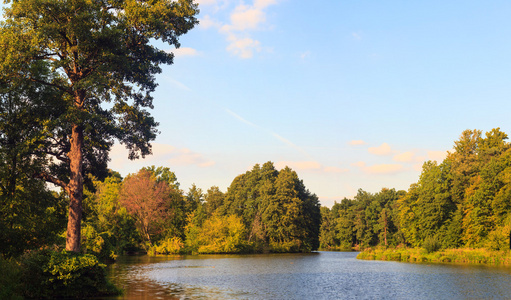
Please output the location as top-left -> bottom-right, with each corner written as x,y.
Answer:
106,251 -> 511,299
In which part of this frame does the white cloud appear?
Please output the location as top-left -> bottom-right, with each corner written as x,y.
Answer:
222,4 -> 266,32
351,160 -> 405,175
199,15 -> 222,29
226,35 -> 261,58
170,47 -> 199,57
352,32 -> 362,40
109,143 -> 215,174
352,161 -> 366,168
365,164 -> 404,175
428,150 -> 448,162
254,0 -> 277,8
368,143 -> 393,156
196,0 -> 219,5
393,151 -> 415,163
201,0 -> 279,59
276,161 -> 321,171
276,161 -> 349,174
323,166 -> 349,173
349,140 -> 366,146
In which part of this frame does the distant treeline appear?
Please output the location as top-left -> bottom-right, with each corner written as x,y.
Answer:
3,128 -> 511,259
320,128 -> 511,252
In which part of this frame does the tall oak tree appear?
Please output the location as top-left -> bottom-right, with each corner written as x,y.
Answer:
0,0 -> 198,251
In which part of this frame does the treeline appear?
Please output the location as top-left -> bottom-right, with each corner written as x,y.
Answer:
320,128 -> 511,252
1,161 -> 321,260
79,162 -> 321,259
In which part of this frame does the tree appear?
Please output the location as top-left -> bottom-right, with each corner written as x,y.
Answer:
204,186 -> 224,216
0,66 -> 68,256
0,0 -> 199,251
185,184 -> 204,215
118,169 -> 174,248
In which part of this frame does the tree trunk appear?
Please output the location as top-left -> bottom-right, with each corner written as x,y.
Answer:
66,123 -> 84,252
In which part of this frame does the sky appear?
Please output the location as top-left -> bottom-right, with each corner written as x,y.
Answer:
6,1 -> 511,207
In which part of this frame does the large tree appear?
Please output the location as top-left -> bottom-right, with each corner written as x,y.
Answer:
0,0 -> 198,251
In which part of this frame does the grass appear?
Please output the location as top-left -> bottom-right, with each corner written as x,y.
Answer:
357,246 -> 511,265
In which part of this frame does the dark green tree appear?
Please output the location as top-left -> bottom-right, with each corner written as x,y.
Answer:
0,0 -> 198,251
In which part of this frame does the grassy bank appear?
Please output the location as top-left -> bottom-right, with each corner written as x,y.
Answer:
357,247 -> 511,265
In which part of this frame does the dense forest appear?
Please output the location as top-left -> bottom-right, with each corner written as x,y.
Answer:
83,161 -> 321,258
320,128 -> 511,252
0,160 -> 321,259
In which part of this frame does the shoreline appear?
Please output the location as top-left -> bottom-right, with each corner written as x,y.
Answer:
357,247 -> 511,266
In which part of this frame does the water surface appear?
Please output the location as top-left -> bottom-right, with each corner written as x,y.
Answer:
107,251 -> 511,299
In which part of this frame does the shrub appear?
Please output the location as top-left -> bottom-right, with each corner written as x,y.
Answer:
19,249 -> 120,299
0,256 -> 23,300
423,236 -> 442,253
149,237 -> 185,255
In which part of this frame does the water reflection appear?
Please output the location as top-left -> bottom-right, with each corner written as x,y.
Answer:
105,252 -> 511,299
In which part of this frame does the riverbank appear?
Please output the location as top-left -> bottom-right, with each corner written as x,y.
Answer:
357,247 -> 511,265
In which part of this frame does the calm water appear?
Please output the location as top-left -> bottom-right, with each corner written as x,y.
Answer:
106,251 -> 511,299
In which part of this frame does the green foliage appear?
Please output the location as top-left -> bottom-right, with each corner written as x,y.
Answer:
423,236 -> 442,253
358,247 -> 511,265
82,174 -> 142,257
0,0 -> 199,252
0,256 -> 22,300
19,250 -> 120,299
185,213 -> 250,254
320,188 -> 404,250
149,237 -> 185,255
329,128 -> 511,253
222,162 -> 321,252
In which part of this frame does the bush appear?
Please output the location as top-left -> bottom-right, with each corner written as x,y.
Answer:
423,236 -> 442,253
148,237 -> 185,255
0,256 -> 23,300
19,249 -> 120,299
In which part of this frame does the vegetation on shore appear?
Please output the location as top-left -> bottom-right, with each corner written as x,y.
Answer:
320,128 -> 511,257
357,246 -> 511,265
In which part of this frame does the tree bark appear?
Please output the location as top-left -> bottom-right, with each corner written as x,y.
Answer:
65,122 -> 84,252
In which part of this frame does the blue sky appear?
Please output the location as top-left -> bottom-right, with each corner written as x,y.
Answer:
5,1 -> 511,206
109,0 -> 511,207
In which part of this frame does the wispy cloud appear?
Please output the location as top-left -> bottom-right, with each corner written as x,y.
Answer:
225,35 -> 261,59
349,140 -> 366,146
169,47 -> 200,57
161,76 -> 192,91
351,32 -> 362,40
109,143 -> 215,174
352,161 -> 405,175
276,161 -> 321,171
427,150 -> 448,162
368,143 -> 393,156
224,108 -> 258,127
365,164 -> 404,175
276,161 -> 349,174
300,51 -> 311,60
224,108 -> 311,157
393,151 -> 415,163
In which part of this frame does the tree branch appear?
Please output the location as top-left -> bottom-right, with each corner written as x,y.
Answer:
34,170 -> 68,190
